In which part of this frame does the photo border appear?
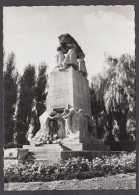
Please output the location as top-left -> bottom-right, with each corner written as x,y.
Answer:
0,0 -> 138,194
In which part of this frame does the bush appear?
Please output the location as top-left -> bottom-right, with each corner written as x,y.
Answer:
4,151 -> 136,183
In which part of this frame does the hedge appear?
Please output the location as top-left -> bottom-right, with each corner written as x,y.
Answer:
4,151 -> 136,183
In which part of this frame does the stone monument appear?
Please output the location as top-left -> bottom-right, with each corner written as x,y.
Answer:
47,34 -> 91,116
46,34 -> 110,159
24,34 -> 121,163
20,34 -> 135,163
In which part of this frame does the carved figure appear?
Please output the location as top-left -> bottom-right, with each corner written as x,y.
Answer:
63,108 -> 79,138
58,34 -> 84,59
63,44 -> 78,70
55,46 -> 66,69
32,111 -> 57,144
62,109 -> 71,137
55,113 -> 66,138
77,109 -> 86,141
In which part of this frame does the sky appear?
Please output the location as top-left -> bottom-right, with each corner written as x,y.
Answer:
3,6 -> 135,80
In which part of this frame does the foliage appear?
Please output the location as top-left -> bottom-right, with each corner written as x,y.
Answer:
32,63 -> 48,135
90,54 -> 135,140
4,151 -> 136,183
15,65 -> 36,144
4,52 -> 18,144
4,53 -> 49,144
35,62 -> 48,117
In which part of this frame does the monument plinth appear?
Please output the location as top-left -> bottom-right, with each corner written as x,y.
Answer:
47,66 -> 91,116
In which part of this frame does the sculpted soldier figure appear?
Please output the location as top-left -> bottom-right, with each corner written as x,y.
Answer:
62,108 -> 79,138
55,46 -> 66,69
63,43 -> 78,70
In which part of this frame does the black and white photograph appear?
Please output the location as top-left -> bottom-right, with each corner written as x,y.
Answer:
3,4 -> 136,191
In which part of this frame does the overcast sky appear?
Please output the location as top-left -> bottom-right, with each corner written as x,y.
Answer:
3,6 -> 135,79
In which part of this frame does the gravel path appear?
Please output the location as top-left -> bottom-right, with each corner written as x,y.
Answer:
4,173 -> 136,190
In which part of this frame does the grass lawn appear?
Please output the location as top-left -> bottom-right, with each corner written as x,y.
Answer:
4,173 -> 136,190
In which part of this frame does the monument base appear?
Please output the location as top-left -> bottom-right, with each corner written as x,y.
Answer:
60,137 -> 110,151
23,144 -> 63,164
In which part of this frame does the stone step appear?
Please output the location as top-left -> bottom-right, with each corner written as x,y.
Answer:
23,144 -> 62,149
60,142 -> 110,151
27,152 -> 61,160
29,150 -> 62,155
30,141 -> 62,146
27,155 -> 60,160
23,147 -> 62,151
61,143 -> 82,151
60,139 -> 80,144
27,148 -> 62,151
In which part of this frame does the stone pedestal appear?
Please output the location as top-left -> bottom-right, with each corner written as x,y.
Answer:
47,66 -> 91,116
60,137 -> 110,151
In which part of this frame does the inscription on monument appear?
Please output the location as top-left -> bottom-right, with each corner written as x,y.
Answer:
49,89 -> 69,98
51,105 -> 65,109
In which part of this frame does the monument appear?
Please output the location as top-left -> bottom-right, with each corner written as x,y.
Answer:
24,34 -> 127,163
20,34 -> 135,163
47,34 -> 91,116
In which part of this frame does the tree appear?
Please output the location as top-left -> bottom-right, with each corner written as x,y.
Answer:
32,62 -> 48,135
35,62 -> 48,117
15,64 -> 36,144
91,54 -> 135,141
4,52 -> 18,144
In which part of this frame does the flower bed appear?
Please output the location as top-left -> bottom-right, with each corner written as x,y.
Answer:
4,151 -> 136,183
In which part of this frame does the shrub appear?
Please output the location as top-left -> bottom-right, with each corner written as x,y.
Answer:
4,151 -> 136,183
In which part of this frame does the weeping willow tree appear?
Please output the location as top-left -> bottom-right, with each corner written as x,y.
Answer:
91,54 -> 135,140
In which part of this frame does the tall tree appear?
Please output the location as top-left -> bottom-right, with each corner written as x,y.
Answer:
91,54 -> 135,140
31,62 -> 48,135
35,62 -> 48,117
15,64 -> 36,144
4,52 -> 18,144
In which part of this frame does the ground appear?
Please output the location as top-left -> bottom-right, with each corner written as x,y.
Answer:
4,173 -> 136,190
